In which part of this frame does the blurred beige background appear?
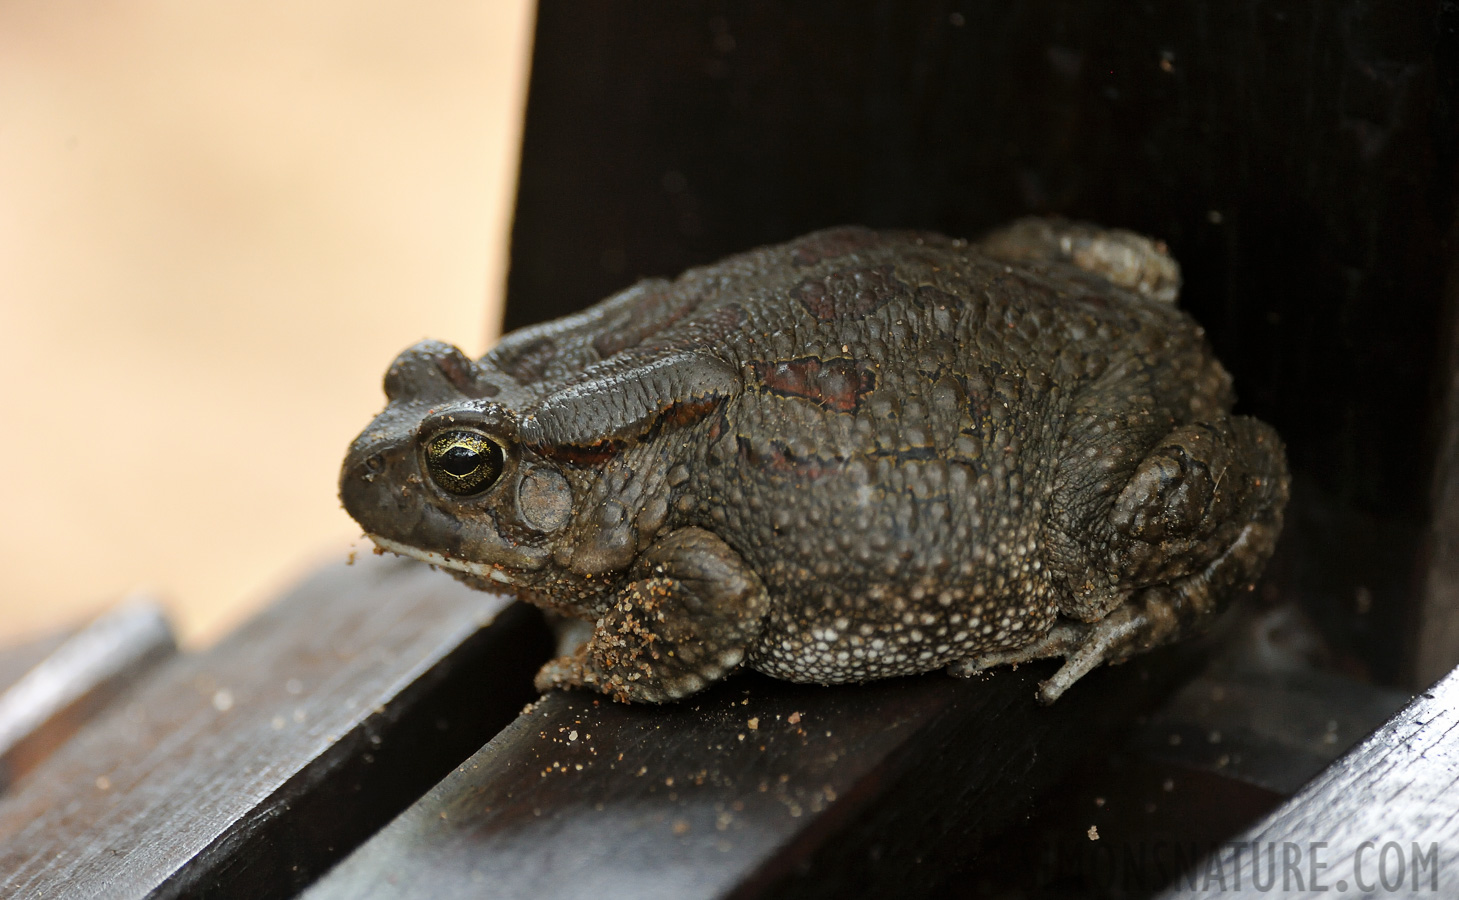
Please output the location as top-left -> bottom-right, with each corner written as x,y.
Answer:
0,1 -> 536,647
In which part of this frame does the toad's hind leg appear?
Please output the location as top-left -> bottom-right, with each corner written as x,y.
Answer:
948,577 -> 1237,704
533,527 -> 769,703
949,416 -> 1289,703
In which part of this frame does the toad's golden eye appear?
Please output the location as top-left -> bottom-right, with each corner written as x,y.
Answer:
424,430 -> 505,496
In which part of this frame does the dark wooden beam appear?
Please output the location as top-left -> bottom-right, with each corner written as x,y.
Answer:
305,644 -> 1202,900
1414,0 -> 1459,687
0,554 -> 552,899
505,0 -> 1455,691
1418,332 -> 1459,685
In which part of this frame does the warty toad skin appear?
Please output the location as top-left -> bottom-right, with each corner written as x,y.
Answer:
340,218 -> 1289,704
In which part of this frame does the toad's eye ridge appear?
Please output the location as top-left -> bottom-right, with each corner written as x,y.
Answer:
425,430 -> 505,496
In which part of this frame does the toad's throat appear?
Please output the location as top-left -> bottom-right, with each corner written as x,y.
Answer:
367,535 -> 519,585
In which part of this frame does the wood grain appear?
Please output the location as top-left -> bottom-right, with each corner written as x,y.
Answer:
0,553 -> 552,899
1162,665 -> 1459,898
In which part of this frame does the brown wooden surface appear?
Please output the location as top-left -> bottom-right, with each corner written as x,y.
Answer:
0,629 -> 74,695
0,553 -> 551,900
1162,665 -> 1459,898
304,643 -> 1202,900
947,662 -> 1411,896
0,601 -> 176,790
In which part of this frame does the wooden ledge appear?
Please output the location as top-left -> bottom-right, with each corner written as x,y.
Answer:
0,554 -> 551,899
306,643 -> 1200,899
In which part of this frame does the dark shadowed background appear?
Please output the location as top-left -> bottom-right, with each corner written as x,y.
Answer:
505,0 -> 1458,690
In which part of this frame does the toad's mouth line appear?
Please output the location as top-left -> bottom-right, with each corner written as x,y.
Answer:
367,535 -> 518,585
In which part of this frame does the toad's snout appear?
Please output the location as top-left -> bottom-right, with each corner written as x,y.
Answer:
339,425 -> 422,543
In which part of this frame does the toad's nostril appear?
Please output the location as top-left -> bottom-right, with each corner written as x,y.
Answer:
364,454 -> 385,474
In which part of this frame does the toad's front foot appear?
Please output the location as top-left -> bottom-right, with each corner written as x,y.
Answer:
532,527 -> 769,703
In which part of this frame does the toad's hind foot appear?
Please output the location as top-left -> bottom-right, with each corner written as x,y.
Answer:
947,588 -> 1185,704
951,416 -> 1287,704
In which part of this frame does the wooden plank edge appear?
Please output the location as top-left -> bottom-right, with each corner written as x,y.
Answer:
1159,665 -> 1459,898
0,600 -> 176,789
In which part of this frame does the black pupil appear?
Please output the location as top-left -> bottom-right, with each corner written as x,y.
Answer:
426,430 -> 504,496
440,445 -> 481,477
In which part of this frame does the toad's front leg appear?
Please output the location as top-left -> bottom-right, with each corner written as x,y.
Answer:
534,527 -> 770,703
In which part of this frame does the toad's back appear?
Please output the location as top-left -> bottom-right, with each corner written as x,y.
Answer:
550,230 -> 1225,680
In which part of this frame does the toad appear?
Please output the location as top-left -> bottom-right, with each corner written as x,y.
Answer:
340,218 -> 1288,703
